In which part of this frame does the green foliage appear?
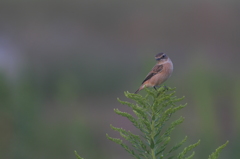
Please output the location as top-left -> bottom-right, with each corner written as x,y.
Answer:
75,86 -> 228,159
177,140 -> 200,159
106,87 -> 228,159
208,141 -> 229,159
75,150 -> 84,159
107,87 -> 189,159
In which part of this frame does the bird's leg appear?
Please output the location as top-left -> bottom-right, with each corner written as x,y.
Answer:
163,85 -> 169,90
155,86 -> 168,96
155,86 -> 161,96
154,86 -> 157,91
154,86 -> 162,91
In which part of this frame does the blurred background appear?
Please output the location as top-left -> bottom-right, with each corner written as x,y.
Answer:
0,1 -> 239,159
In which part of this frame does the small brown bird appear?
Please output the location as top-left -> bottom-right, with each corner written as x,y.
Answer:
135,53 -> 173,94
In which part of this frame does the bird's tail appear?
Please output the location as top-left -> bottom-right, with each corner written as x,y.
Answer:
134,85 -> 145,94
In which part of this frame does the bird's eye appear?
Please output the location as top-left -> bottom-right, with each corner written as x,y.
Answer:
162,55 -> 165,58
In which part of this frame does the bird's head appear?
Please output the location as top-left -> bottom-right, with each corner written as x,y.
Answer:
155,53 -> 168,62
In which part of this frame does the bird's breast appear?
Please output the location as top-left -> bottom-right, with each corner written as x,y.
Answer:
147,61 -> 173,86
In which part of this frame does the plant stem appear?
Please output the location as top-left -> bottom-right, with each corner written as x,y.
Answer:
150,113 -> 156,159
151,149 -> 156,159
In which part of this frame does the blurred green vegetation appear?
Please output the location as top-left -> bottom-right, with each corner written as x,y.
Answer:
0,1 -> 240,159
0,58 -> 239,159
0,69 -> 108,159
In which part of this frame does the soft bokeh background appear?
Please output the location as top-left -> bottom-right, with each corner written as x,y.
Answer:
0,1 -> 239,159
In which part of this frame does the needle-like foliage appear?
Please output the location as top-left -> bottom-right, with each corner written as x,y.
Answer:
75,87 -> 228,159
106,87 -> 228,159
75,150 -> 84,159
208,141 -> 229,159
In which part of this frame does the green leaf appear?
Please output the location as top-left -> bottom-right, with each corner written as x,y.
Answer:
114,109 -> 140,127
74,151 -> 84,159
208,141 -> 229,159
109,125 -> 150,154
156,117 -> 184,140
106,134 -> 139,158
178,140 -> 201,159
168,136 -> 187,154
156,137 -> 171,156
185,151 -> 195,159
106,134 -> 123,145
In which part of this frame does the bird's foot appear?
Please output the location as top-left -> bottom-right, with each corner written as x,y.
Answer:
163,85 -> 169,90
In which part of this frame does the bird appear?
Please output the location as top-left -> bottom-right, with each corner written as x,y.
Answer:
135,53 -> 173,94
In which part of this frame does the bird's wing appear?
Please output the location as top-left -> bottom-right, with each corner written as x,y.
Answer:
141,64 -> 163,84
